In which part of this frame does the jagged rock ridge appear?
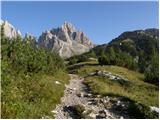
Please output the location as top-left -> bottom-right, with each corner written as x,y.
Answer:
38,22 -> 94,58
1,20 -> 21,39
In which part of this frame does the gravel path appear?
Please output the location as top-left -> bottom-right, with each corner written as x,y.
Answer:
52,74 -> 128,119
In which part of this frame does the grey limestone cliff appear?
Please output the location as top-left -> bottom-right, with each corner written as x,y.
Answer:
38,22 -> 94,58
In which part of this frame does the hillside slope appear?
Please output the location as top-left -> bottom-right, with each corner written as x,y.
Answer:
92,28 -> 158,58
1,24 -> 70,118
70,28 -> 159,85
66,61 -> 159,118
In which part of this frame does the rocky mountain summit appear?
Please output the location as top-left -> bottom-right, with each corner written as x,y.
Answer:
111,28 -> 159,43
92,28 -> 159,56
108,28 -> 159,57
38,22 -> 94,58
1,20 -> 21,39
1,20 -> 94,58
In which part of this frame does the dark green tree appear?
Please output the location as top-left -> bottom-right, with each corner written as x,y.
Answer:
144,49 -> 159,85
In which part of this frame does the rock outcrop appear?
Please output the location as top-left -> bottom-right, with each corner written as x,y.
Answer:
113,28 -> 159,41
1,20 -> 21,39
38,22 -> 94,58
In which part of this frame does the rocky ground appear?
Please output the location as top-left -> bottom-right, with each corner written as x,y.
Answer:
52,74 -> 131,119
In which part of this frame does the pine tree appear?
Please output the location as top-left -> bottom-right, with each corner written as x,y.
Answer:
108,47 -> 116,64
144,49 -> 159,85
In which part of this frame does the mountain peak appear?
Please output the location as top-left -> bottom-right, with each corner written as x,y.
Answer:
63,21 -> 74,26
38,22 -> 94,58
1,20 -> 22,39
61,21 -> 76,32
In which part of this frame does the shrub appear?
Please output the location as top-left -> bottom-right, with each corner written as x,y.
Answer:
144,51 -> 159,85
86,50 -> 97,58
71,104 -> 85,119
1,30 -> 68,118
77,55 -> 88,62
68,57 -> 78,65
98,55 -> 108,65
144,69 -> 159,85
128,102 -> 158,119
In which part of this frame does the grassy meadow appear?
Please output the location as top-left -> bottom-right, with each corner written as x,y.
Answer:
67,61 -> 159,118
2,71 -> 70,118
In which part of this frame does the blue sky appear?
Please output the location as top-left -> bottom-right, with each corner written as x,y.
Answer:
1,1 -> 159,44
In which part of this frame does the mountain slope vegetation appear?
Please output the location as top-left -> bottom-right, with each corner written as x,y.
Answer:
68,28 -> 159,85
1,24 -> 70,118
1,21 -> 159,119
67,60 -> 159,118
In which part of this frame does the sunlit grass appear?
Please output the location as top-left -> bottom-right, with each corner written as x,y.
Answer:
74,64 -> 158,107
1,71 -> 70,118
84,75 -> 158,107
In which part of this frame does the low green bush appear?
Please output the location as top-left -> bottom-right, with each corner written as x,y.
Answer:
71,104 -> 85,119
1,28 -> 69,118
128,102 -> 159,119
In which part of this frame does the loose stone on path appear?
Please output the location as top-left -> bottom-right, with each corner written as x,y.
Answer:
52,74 -> 129,119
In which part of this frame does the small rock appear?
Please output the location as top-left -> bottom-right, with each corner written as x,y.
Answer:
55,81 -> 61,84
104,110 -> 114,118
150,106 -> 159,113
89,112 -> 97,118
73,87 -> 76,90
120,116 -> 124,119
116,77 -> 121,80
121,104 -> 125,107
87,101 -> 93,105
105,96 -> 110,102
87,93 -> 92,97
68,87 -> 76,91
103,99 -> 107,103
80,92 -> 84,97
109,75 -> 116,80
104,109 -> 108,113
51,110 -> 58,114
97,95 -> 101,98
42,116 -> 50,119
117,100 -> 121,106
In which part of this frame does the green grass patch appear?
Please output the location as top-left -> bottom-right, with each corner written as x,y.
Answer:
74,64 -> 158,118
1,71 -> 70,119
84,76 -> 158,107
